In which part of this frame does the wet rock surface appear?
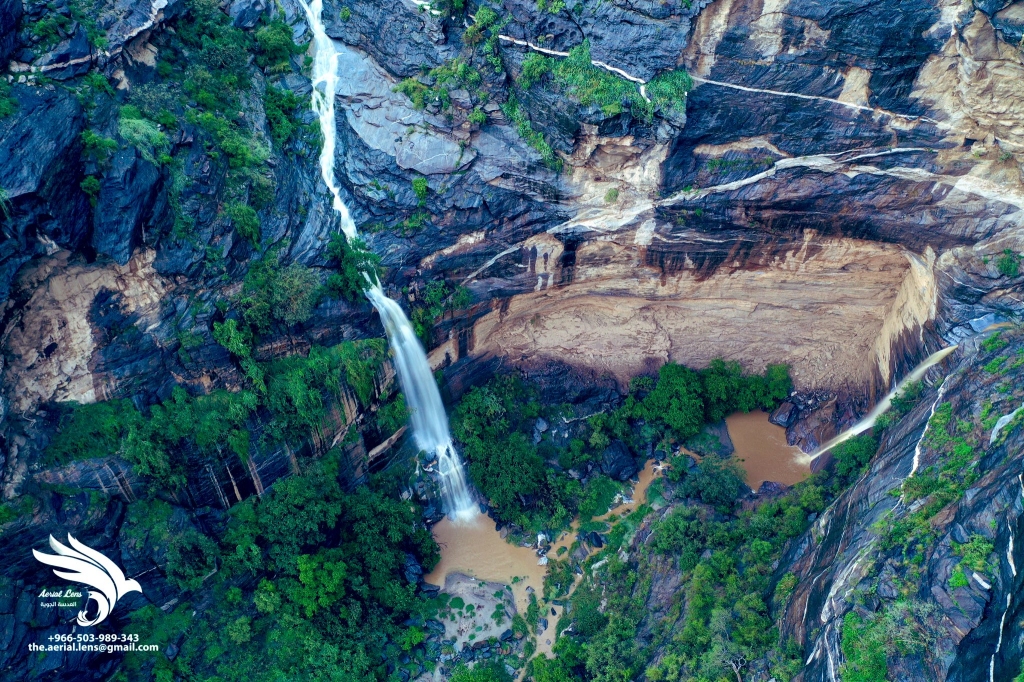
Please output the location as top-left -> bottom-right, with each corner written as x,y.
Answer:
0,0 -> 1020,678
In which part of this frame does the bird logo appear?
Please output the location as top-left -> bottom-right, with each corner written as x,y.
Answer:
33,534 -> 142,627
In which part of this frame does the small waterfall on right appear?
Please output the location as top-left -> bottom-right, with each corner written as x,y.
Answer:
300,0 -> 476,520
809,345 -> 959,459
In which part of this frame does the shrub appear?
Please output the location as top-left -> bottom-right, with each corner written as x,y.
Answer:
412,176 -> 429,206
647,69 -> 693,113
678,456 -> 746,512
324,234 -> 380,302
604,188 -> 619,203
81,130 -> 119,163
45,400 -> 140,465
263,85 -> 302,146
997,250 -> 1020,277
80,176 -> 101,206
225,202 -> 260,245
166,530 -> 220,591
468,107 -> 486,125
640,362 -> 705,440
119,117 -> 170,165
831,435 -> 878,478
271,263 -> 321,327
255,19 -> 303,69
0,81 -> 15,119
518,52 -> 551,88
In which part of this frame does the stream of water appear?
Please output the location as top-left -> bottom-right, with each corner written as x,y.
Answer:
810,345 -> 958,459
300,0 -> 476,519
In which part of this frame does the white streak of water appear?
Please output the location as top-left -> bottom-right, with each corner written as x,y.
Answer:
299,0 -> 357,240
300,0 -> 476,520
810,345 -> 957,459
990,403 -> 1024,446
910,374 -> 951,477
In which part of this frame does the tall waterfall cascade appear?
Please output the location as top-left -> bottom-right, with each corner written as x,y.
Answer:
299,0 -> 477,520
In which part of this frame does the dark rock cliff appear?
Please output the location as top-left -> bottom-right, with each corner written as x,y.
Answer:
0,0 -> 1021,678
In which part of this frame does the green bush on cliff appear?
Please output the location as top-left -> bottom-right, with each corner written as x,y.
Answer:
831,435 -> 879,478
0,82 -> 15,120
324,233 -> 381,302
45,399 -> 141,465
225,202 -> 260,245
166,529 -> 220,591
997,249 -> 1020,277
254,17 -> 304,70
646,69 -> 693,113
550,40 -> 646,118
263,85 -> 303,146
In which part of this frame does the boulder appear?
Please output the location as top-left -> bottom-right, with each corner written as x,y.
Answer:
229,0 -> 268,27
770,401 -> 799,428
600,440 -> 637,481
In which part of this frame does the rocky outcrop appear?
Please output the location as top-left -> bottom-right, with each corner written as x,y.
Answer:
91,148 -> 162,265
779,328 -> 1024,681
0,0 -> 23,64
0,85 -> 88,304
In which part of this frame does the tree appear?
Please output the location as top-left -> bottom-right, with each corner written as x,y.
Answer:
641,363 -> 705,440
324,234 -> 381,302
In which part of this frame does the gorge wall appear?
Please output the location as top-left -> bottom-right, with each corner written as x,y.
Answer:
0,0 -> 1021,679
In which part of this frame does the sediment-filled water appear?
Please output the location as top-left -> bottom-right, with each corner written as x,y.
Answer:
726,410 -> 809,488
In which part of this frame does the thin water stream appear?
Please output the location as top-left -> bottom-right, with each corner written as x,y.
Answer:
811,345 -> 958,459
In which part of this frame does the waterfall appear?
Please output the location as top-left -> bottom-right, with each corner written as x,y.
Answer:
909,374 -> 951,477
299,0 -> 477,520
299,0 -> 356,240
810,345 -> 958,459
365,286 -> 477,519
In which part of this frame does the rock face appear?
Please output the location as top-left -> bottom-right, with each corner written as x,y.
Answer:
778,330 -> 1024,682
0,0 -> 1020,679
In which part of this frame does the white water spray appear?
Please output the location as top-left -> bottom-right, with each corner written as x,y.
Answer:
300,0 -> 477,520
809,345 -> 958,459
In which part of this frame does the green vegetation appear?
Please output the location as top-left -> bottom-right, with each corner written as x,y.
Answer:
44,338 -> 387,486
0,81 -> 17,119
604,188 -> 619,203
517,41 -> 692,120
119,107 -> 171,165
254,18 -> 304,71
225,202 -> 260,245
115,451 -> 440,682
412,176 -> 429,206
263,85 -> 303,146
80,175 -> 101,206
501,95 -> 561,171
997,249 -> 1020,277
236,251 -> 321,333
410,279 -> 472,345
394,59 -> 482,111
81,130 -> 119,163
323,233 -> 381,303
840,602 -> 936,682
875,380 -> 924,429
